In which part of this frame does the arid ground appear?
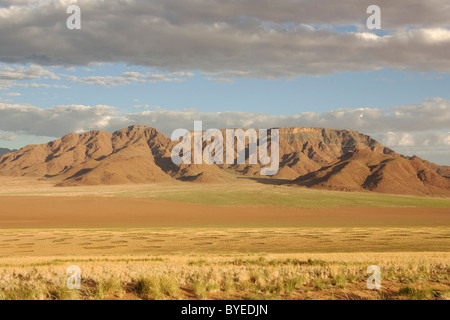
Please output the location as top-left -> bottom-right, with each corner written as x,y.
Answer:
0,177 -> 449,299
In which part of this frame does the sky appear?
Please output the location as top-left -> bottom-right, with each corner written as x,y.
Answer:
0,0 -> 449,164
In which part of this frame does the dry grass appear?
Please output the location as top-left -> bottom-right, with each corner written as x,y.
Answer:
0,253 -> 448,300
0,227 -> 448,255
0,177 -> 448,300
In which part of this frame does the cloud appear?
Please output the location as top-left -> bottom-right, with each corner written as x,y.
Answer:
4,92 -> 20,97
205,77 -> 233,83
133,104 -> 162,110
67,74 -> 145,87
0,64 -> 60,81
15,83 -> 68,89
1,97 -> 448,163
0,1 -> 449,78
0,81 -> 68,89
0,131 -> 16,141
0,103 -> 117,137
0,64 -> 67,89
2,1 -> 449,29
67,71 -> 193,86
115,98 -> 450,136
168,72 -> 195,78
375,131 -> 450,147
0,98 -> 449,147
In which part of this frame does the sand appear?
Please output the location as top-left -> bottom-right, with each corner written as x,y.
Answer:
0,196 -> 449,228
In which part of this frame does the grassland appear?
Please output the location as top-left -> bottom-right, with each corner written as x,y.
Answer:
1,177 -> 450,208
0,177 -> 448,300
149,184 -> 450,208
0,227 -> 448,300
0,253 -> 448,300
0,227 -> 449,256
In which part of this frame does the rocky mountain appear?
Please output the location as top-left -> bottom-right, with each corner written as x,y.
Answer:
0,125 -> 448,196
295,148 -> 450,196
0,126 -> 174,186
413,156 -> 450,179
0,148 -> 16,156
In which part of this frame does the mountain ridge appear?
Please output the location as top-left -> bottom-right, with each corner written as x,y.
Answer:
0,125 -> 448,197
0,148 -> 16,157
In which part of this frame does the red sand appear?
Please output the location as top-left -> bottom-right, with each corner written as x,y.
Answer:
0,196 -> 448,228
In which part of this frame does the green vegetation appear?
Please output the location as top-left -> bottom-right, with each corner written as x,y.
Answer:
150,186 -> 450,208
3,181 -> 449,208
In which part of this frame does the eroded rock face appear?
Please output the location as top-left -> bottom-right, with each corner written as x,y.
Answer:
294,148 -> 450,197
0,125 -> 448,196
0,126 -> 173,185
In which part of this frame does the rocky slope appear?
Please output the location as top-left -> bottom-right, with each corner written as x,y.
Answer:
295,148 -> 450,196
0,126 -> 173,186
0,125 -> 448,196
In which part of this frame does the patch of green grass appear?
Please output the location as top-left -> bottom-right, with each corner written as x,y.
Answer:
47,285 -> 80,300
96,277 -> 124,299
159,275 -> 180,298
0,285 -> 46,300
192,280 -> 208,299
312,277 -> 327,290
331,273 -> 347,289
283,275 -> 306,294
222,277 -> 235,292
134,274 -> 179,299
134,275 -> 161,299
398,287 -> 440,300
152,188 -> 450,208
187,259 -> 209,266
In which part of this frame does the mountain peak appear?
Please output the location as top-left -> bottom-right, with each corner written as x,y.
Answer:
122,125 -> 154,132
0,126 -> 448,196
0,148 -> 16,157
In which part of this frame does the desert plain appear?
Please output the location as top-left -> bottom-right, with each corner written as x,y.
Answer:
0,176 -> 449,300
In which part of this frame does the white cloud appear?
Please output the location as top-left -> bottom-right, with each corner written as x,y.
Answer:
0,103 -> 117,137
0,1 -> 449,77
0,64 -> 60,81
4,92 -> 20,97
67,71 -> 193,86
205,77 -> 233,83
168,72 -> 195,78
375,131 -> 450,147
0,97 -> 448,143
0,82 -> 68,89
0,64 -> 67,89
0,97 -> 448,162
0,131 -> 16,141
133,104 -> 162,110
419,28 -> 450,44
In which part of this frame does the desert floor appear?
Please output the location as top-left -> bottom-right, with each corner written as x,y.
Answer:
0,177 -> 449,299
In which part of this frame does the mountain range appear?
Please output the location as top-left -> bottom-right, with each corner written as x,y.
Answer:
0,148 -> 16,157
0,125 -> 449,197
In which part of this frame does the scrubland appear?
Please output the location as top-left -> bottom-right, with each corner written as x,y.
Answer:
0,178 -> 448,300
0,253 -> 448,300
